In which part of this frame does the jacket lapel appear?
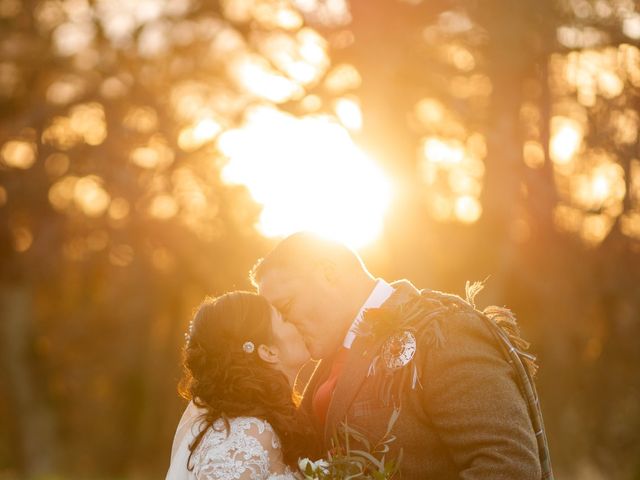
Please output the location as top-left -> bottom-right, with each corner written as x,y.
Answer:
323,335 -> 381,443
323,280 -> 421,443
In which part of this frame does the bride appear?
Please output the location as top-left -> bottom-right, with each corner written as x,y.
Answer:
166,291 -> 318,479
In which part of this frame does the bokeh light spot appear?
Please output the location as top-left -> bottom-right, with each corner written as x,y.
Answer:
523,141 -> 545,169
423,137 -> 465,164
551,117 -> 582,165
74,176 -> 111,217
334,97 -> 362,131
149,194 -> 179,219
455,195 -> 482,223
1,140 -> 37,169
324,63 -> 362,93
108,197 -> 130,220
12,226 -> 33,252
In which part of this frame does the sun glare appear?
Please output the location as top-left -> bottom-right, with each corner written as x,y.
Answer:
218,106 -> 392,248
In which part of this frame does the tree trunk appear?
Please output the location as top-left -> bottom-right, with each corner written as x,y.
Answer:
477,0 -> 533,305
0,285 -> 58,477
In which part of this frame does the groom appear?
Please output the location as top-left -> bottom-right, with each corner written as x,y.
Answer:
252,232 -> 552,479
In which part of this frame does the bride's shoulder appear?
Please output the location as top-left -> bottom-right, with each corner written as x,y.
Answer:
228,417 -> 277,433
198,416 -> 281,451
227,417 -> 282,448
192,416 -> 290,477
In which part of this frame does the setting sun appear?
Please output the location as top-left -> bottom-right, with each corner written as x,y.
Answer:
218,106 -> 392,248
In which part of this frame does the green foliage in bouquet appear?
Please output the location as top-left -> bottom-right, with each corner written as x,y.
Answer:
298,408 -> 402,479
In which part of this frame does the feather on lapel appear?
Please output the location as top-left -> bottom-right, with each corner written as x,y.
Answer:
323,280 -> 421,443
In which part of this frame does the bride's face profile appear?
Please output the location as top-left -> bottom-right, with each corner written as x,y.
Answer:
268,305 -> 310,371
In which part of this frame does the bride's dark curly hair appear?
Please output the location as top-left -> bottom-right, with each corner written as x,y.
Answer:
178,291 -> 319,469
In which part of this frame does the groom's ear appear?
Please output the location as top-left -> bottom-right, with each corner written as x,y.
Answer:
257,344 -> 279,364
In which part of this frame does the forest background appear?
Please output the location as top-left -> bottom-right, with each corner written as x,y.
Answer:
1,0 -> 640,478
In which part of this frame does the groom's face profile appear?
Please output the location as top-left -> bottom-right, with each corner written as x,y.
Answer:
258,263 -> 345,360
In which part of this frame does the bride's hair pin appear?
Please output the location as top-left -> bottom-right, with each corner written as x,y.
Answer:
242,341 -> 255,353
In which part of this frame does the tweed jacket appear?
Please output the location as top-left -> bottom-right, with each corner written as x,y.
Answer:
300,280 -> 552,480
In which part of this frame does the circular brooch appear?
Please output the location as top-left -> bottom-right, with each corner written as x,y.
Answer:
382,330 -> 417,370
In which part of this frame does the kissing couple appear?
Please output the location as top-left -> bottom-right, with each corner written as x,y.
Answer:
166,232 -> 553,479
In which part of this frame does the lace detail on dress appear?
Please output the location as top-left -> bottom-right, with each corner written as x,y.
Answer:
190,416 -> 298,480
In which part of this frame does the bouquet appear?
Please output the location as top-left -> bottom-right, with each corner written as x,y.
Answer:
298,408 -> 402,479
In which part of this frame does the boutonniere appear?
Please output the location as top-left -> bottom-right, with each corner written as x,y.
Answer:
355,307 -> 400,344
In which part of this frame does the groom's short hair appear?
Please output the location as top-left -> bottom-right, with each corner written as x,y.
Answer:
250,232 -> 367,286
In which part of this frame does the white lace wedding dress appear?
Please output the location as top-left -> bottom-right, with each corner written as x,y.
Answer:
166,401 -> 300,480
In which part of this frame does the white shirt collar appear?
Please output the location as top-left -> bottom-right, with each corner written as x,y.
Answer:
343,278 -> 395,349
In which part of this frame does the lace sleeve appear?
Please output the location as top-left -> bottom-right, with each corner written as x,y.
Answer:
192,417 -> 298,480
